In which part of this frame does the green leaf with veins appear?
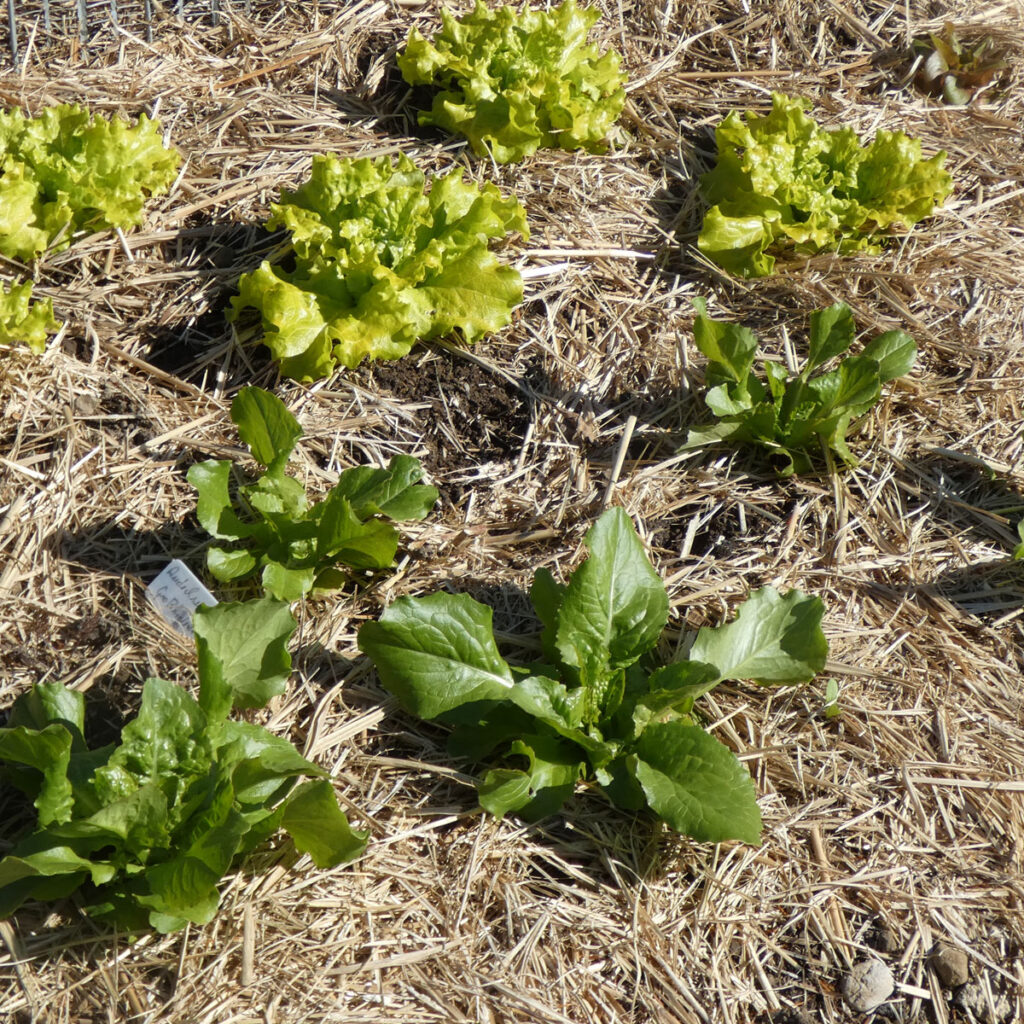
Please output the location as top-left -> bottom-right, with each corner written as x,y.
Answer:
190,387 -> 436,600
359,508 -> 829,844
684,300 -> 916,476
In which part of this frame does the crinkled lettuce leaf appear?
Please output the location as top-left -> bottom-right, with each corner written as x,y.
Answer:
0,279 -> 59,353
698,93 -> 952,278
398,0 -> 626,164
0,104 -> 180,261
230,153 -> 527,380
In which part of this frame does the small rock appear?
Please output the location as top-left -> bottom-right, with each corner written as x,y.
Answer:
842,959 -> 894,1014
929,942 -> 969,988
954,977 -> 1013,1024
867,922 -> 900,954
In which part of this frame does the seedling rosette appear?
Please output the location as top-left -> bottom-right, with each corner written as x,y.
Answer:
682,299 -> 917,476
359,508 -> 828,845
698,93 -> 952,277
230,153 -> 528,380
188,387 -> 438,602
0,600 -> 367,933
397,0 -> 627,164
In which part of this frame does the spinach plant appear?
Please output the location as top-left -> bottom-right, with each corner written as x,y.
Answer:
0,599 -> 367,933
359,508 -> 827,844
683,299 -> 917,476
188,387 -> 438,601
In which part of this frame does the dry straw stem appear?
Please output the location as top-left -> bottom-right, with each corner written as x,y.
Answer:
1,0 -> 1024,1021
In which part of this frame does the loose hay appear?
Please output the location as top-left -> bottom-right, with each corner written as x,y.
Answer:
1,1 -> 1023,1022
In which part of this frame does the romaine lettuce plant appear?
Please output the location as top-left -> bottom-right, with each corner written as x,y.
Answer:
359,507 -> 827,844
0,599 -> 367,933
188,386 -> 438,601
230,153 -> 528,380
0,280 -> 58,353
397,0 -> 627,164
683,299 -> 917,476
0,103 -> 180,261
698,92 -> 952,277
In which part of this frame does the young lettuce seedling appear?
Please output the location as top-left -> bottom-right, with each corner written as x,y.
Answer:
682,299 -> 917,477
359,507 -> 827,845
0,599 -> 367,933
188,386 -> 438,602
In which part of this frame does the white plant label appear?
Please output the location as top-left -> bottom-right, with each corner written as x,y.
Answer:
147,560 -> 217,636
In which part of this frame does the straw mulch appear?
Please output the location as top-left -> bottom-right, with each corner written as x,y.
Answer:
1,1 -> 1023,1021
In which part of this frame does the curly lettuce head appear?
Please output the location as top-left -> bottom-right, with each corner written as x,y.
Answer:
0,104 -> 180,261
398,0 -> 626,164
0,280 -> 59,353
230,153 -> 528,380
697,93 -> 953,277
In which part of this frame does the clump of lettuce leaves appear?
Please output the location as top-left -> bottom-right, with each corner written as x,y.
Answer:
0,599 -> 367,933
229,153 -> 528,380
188,386 -> 438,602
0,280 -> 58,353
397,0 -> 626,164
697,92 -> 953,278
359,507 -> 827,845
682,299 -> 917,476
0,103 -> 180,262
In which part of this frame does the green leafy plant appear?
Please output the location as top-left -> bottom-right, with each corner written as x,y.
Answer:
188,386 -> 438,602
822,678 -> 842,720
0,103 -> 180,262
1013,521 -> 1024,560
913,23 -> 1009,105
229,153 -> 528,380
682,299 -> 917,476
0,280 -> 58,353
359,507 -> 827,845
697,92 -> 952,278
0,599 -> 367,933
397,0 -> 627,164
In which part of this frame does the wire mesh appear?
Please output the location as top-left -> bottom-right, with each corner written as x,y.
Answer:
3,0 -> 260,64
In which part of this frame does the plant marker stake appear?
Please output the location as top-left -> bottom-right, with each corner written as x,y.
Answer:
147,560 -> 217,637
6,0 -> 16,68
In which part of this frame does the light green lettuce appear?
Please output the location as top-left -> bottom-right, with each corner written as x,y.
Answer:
398,0 -> 626,164
0,104 -> 180,261
0,280 -> 59,353
698,93 -> 953,277
230,153 -> 528,380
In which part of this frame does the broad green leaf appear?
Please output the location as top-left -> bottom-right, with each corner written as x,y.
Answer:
805,303 -> 855,374
260,563 -> 316,602
477,734 -> 583,820
187,460 -> 254,541
530,567 -> 566,665
194,599 -> 296,715
315,490 -> 398,569
221,722 -> 323,806
632,722 -> 762,844
7,680 -> 85,746
859,329 -> 917,384
359,592 -> 515,719
632,661 -> 720,730
231,386 -> 302,467
692,297 -> 759,386
555,508 -> 669,688
207,545 -> 258,582
0,725 -> 74,825
397,0 -> 626,164
280,779 -> 368,868
506,675 -> 614,763
689,587 -> 827,685
331,455 -> 438,521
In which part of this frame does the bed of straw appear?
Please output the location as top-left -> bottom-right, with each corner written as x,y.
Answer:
1,1 -> 1023,1021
